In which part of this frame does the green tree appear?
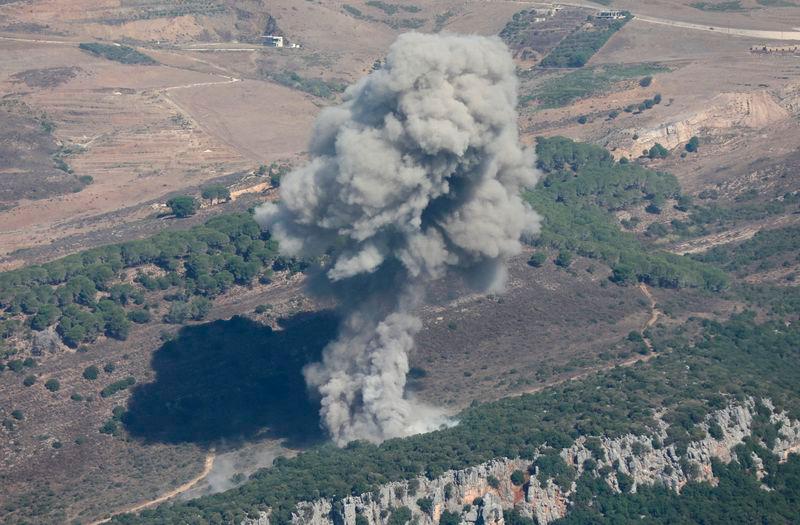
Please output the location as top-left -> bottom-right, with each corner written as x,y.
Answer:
685,136 -> 700,153
648,143 -> 669,159
45,378 -> 60,392
201,184 -> 231,202
555,251 -> 573,268
83,365 -> 99,380
510,469 -> 525,486
528,252 -> 547,268
166,196 -> 198,218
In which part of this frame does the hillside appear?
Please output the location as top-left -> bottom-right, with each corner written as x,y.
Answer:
1,1 -> 800,524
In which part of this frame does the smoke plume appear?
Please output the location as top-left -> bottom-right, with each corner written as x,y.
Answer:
256,33 -> 541,445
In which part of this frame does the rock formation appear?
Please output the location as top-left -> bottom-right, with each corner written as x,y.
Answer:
242,399 -> 800,525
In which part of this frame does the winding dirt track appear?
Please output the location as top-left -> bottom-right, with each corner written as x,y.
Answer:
88,453 -> 215,525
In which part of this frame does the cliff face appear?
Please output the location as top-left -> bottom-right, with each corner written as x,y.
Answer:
243,399 -> 800,525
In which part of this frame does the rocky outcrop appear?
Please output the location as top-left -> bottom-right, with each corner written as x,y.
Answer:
610,91 -> 789,158
243,399 -> 800,525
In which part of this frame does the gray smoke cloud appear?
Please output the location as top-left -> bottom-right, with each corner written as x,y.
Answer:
255,33 -> 541,446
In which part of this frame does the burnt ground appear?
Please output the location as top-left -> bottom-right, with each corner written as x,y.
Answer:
0,101 -> 89,203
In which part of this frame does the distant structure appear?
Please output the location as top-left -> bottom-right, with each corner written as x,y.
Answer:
751,44 -> 799,54
263,35 -> 284,48
596,10 -> 626,20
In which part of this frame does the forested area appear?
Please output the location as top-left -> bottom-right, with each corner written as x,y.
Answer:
0,214 -> 290,362
557,453 -> 800,524
111,310 -> 800,524
529,137 -> 728,290
694,225 -> 800,274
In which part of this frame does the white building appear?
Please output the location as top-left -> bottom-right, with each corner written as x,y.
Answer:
263,35 -> 284,48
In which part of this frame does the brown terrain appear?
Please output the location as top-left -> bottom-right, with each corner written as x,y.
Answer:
1,0 -> 800,523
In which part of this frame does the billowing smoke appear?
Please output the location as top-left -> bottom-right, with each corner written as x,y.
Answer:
256,33 -> 541,446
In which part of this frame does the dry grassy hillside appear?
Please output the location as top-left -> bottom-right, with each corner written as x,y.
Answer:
1,1 -> 800,523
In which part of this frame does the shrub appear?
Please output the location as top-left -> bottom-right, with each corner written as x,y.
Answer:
103,362 -> 115,374
201,184 -> 231,202
439,511 -> 461,525
685,136 -> 700,153
640,76 -> 653,87
648,143 -> 669,159
164,301 -> 190,324
577,115 -> 588,124
45,378 -> 60,392
100,376 -> 135,398
416,497 -> 433,515
555,251 -> 573,268
11,409 -> 23,420
127,309 -> 151,324
83,365 -> 99,380
528,252 -> 547,268
23,375 -> 36,387
166,196 -> 198,218
488,475 -> 500,489
510,469 -> 526,486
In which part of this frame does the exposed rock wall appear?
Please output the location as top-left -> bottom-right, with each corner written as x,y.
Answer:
243,399 -> 800,525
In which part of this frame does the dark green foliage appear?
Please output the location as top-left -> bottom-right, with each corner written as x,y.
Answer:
648,143 -> 669,159
533,452 -> 576,489
0,214 -> 285,347
83,365 -> 99,381
100,419 -> 118,435
616,471 -> 634,493
439,511 -> 461,525
11,409 -> 23,420
556,455 -> 800,524
529,137 -> 726,291
23,374 -> 36,386
555,251 -> 573,268
505,509 -> 536,525
577,115 -> 587,125
691,1 -> 745,11
527,252 -> 547,268
267,71 -> 345,99
487,475 -> 500,489
685,136 -> 699,153
78,43 -> 157,65
111,312 -> 800,525
694,225 -> 800,274
44,378 -> 60,392
510,469 -> 525,486
416,497 -> 433,515
639,76 -> 653,87
201,184 -> 230,202
166,195 -> 198,218
30,304 -> 59,330
388,506 -> 412,525
528,64 -> 666,109
541,15 -> 631,68
127,309 -> 151,324
100,376 -> 135,398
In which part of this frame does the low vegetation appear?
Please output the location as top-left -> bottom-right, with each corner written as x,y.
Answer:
110,310 -> 800,524
540,15 -> 631,68
525,64 -> 666,109
78,43 -> 157,65
529,137 -> 727,290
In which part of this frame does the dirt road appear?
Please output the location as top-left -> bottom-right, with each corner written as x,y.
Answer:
88,453 -> 216,525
